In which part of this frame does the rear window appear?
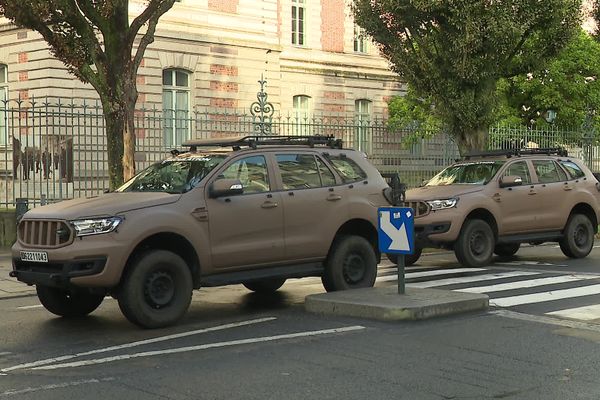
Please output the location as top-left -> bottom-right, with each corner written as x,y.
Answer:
325,155 -> 367,183
559,160 -> 586,179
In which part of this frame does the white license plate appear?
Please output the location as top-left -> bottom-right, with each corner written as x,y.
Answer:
20,251 -> 48,263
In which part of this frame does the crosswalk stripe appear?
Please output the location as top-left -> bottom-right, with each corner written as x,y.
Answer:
377,267 -> 487,282
406,271 -> 541,288
546,304 -> 600,320
458,275 -> 600,294
491,284 -> 600,307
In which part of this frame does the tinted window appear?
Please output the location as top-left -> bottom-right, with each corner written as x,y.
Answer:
503,161 -> 531,184
220,155 -> 270,194
276,154 -> 333,189
559,160 -> 586,179
325,154 -> 367,183
533,160 -> 566,183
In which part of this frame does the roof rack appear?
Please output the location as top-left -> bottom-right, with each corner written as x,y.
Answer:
464,147 -> 568,159
181,135 -> 343,152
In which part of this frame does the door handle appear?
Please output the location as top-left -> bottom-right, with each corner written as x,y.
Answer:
261,201 -> 278,209
327,194 -> 342,201
563,183 -> 573,191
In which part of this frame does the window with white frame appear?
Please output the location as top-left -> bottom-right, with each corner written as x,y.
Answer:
293,95 -> 310,135
355,99 -> 372,153
291,0 -> 306,46
0,65 -> 7,146
163,69 -> 191,148
354,25 -> 367,53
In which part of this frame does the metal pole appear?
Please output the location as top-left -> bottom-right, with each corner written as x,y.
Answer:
397,254 -> 405,294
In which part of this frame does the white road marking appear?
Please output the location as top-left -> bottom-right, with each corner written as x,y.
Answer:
491,309 -> 600,332
1,317 -> 276,373
458,275 -> 600,294
407,271 -> 541,288
377,267 -> 487,282
495,261 -> 567,267
0,353 -> 12,357
490,284 -> 600,307
546,304 -> 600,320
32,326 -> 366,370
16,305 -> 43,310
0,378 -> 114,397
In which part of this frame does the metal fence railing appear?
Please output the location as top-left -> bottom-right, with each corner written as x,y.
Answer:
0,98 -> 596,208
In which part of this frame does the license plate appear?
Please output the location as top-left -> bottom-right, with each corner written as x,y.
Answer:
20,251 -> 48,263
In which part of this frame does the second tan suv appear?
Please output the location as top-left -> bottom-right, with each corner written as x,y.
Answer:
401,148 -> 600,268
11,136 -> 393,328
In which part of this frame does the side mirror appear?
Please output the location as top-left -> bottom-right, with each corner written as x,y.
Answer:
499,175 -> 523,188
209,178 -> 244,198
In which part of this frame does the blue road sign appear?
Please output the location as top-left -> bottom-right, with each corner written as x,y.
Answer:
378,207 -> 414,255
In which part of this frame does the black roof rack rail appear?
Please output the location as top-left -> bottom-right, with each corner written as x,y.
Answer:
464,147 -> 568,159
181,135 -> 343,152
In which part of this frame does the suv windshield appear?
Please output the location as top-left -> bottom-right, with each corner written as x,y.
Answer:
116,155 -> 227,193
427,161 -> 505,186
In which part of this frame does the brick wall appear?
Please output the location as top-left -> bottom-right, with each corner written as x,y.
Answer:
208,0 -> 238,13
210,64 -> 239,77
321,0 -> 345,53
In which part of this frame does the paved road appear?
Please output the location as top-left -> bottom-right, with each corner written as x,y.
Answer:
2,244 -> 600,399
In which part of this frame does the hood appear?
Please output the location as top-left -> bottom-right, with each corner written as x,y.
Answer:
23,192 -> 181,220
405,184 -> 484,201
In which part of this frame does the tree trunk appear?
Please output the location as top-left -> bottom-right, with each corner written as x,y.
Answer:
122,99 -> 136,182
103,104 -> 125,191
455,127 -> 489,156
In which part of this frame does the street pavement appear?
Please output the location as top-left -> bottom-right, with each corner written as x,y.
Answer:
0,250 -> 34,299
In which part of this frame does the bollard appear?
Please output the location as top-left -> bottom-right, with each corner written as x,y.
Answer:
15,198 -> 29,223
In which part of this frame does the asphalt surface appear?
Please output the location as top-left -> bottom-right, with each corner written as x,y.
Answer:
2,244 -> 600,399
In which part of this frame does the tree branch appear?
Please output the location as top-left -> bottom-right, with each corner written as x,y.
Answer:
128,0 -> 176,47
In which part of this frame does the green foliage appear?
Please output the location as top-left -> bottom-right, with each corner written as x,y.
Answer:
353,0 -> 582,153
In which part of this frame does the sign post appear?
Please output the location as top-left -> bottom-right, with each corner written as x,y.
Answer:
377,207 -> 415,295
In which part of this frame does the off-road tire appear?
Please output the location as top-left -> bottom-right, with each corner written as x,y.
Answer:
559,214 -> 594,259
118,250 -> 193,329
321,235 -> 377,292
454,219 -> 494,268
494,243 -> 520,258
386,247 -> 423,266
36,286 -> 104,318
243,278 -> 286,294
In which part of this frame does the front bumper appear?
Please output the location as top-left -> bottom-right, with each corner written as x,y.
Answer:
11,257 -> 107,288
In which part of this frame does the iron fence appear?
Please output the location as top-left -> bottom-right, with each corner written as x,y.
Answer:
0,98 -> 597,209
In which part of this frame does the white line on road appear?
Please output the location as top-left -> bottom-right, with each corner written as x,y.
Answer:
491,309 -> 600,332
546,304 -> 600,321
406,271 -> 541,289
458,275 -> 600,294
0,378 -> 115,397
490,284 -> 600,307
1,317 -> 276,373
32,325 -> 366,370
377,267 -> 487,282
16,305 -> 43,310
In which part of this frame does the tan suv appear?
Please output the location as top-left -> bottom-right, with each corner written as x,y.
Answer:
11,136 -> 392,328
400,148 -> 600,268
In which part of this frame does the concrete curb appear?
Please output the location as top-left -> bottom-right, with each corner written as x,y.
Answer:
305,287 -> 489,321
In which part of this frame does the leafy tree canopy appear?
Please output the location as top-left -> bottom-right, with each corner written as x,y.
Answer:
353,0 -> 582,153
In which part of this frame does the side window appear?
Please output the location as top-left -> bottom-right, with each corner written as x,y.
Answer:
316,157 -> 336,186
220,155 -> 270,194
533,160 -> 566,184
276,154 -> 328,189
325,154 -> 367,183
503,161 -> 531,184
559,160 -> 586,180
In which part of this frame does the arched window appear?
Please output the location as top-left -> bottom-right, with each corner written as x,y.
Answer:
354,99 -> 372,153
293,95 -> 310,135
163,69 -> 191,147
0,64 -> 7,146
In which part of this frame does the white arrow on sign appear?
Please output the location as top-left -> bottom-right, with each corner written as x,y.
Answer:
379,211 -> 410,251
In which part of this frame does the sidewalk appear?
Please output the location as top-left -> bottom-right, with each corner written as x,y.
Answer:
0,250 -> 36,299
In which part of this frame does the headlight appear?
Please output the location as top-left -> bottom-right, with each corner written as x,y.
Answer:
70,217 -> 123,236
427,198 -> 458,211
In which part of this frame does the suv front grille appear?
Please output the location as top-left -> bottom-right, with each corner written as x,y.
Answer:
401,201 -> 430,218
18,219 -> 74,248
